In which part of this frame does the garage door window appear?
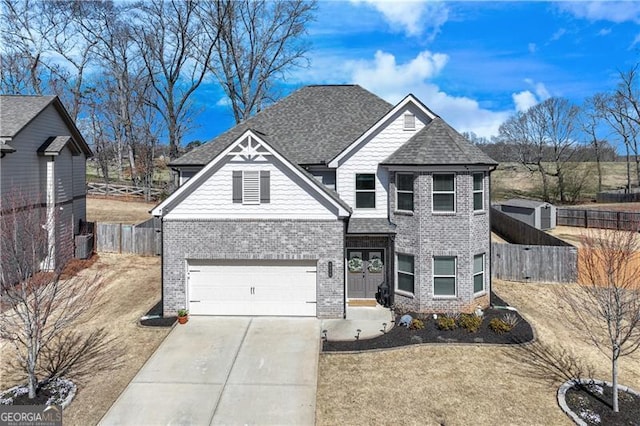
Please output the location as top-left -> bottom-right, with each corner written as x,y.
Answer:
233,170 -> 270,204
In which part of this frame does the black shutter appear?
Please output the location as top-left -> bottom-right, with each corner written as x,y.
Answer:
232,171 -> 242,203
260,170 -> 270,203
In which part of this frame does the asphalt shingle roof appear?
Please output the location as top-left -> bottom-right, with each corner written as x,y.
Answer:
0,95 -> 57,137
171,85 -> 393,166
38,136 -> 73,155
382,117 -> 498,166
347,218 -> 397,234
501,198 -> 551,209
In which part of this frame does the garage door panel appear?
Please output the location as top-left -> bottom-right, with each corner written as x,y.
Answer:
187,260 -> 317,316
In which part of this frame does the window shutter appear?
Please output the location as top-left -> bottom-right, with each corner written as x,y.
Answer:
260,170 -> 270,203
232,171 -> 242,203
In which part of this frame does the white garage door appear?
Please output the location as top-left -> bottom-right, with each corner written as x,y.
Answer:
187,259 -> 317,316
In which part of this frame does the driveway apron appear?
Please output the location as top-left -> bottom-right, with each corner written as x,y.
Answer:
100,317 -> 320,426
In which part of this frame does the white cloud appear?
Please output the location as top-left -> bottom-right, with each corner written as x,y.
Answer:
560,1 -> 640,23
598,28 -> 612,36
528,43 -> 537,53
550,28 -> 567,41
345,50 -> 510,137
350,0 -> 449,39
512,79 -> 551,112
631,33 -> 640,48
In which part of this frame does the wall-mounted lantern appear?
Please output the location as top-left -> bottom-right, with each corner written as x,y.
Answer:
328,261 -> 333,278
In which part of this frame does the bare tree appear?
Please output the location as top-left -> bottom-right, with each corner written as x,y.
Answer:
498,97 -> 579,202
581,96 -> 607,193
615,65 -> 640,187
560,227 -> 640,412
0,190 -> 103,399
133,0 -> 223,159
205,0 -> 316,123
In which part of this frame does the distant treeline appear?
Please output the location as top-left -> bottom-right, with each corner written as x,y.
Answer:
473,140 -> 618,163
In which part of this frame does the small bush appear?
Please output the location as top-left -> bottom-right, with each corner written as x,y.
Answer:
409,318 -> 425,330
458,314 -> 483,333
502,312 -> 520,328
436,315 -> 457,330
489,318 -> 512,334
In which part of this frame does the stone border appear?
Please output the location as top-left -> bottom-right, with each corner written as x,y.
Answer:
557,378 -> 640,426
0,378 -> 77,409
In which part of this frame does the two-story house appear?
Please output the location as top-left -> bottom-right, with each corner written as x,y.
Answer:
152,85 -> 497,319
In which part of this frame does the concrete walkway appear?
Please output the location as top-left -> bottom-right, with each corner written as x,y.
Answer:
100,317 -> 320,426
321,305 -> 395,341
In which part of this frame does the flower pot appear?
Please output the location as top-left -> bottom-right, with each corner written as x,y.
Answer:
178,315 -> 188,324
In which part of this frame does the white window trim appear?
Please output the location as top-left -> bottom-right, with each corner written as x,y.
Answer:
396,253 -> 415,297
395,173 -> 414,212
355,173 -> 376,209
403,112 -> 416,131
242,170 -> 260,205
473,172 -> 485,212
473,253 -> 486,296
432,173 -> 456,214
433,256 -> 457,299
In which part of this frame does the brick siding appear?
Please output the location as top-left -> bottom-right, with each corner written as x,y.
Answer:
162,219 -> 345,319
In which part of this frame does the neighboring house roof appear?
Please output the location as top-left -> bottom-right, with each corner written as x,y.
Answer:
381,117 -> 498,166
0,95 -> 93,156
347,218 -> 397,234
501,198 -> 552,209
37,136 -> 76,156
152,129 -> 351,218
0,141 -> 16,153
170,85 -> 393,167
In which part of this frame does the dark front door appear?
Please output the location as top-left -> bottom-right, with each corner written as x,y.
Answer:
347,249 -> 385,298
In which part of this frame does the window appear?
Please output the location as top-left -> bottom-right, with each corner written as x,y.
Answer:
232,170 -> 270,204
396,173 -> 414,211
473,254 -> 485,294
397,254 -> 414,294
432,174 -> 455,212
433,256 -> 456,297
355,174 -> 376,208
473,173 -> 484,211
403,113 -> 416,130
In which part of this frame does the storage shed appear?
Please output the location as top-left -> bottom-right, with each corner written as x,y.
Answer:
497,199 -> 556,230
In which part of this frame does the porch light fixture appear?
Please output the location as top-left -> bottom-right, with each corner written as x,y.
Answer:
328,261 -> 333,278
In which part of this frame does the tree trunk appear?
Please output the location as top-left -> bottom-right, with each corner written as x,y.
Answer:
595,150 -> 603,193
538,163 -> 551,202
556,162 -> 566,202
612,354 -> 619,412
626,145 -> 631,192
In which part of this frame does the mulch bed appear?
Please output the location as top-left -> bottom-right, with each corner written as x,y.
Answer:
322,292 -> 534,352
139,300 -> 176,327
565,383 -> 640,426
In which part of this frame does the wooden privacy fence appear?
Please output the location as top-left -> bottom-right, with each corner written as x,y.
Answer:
557,208 -> 640,230
596,188 -> 640,203
88,182 -> 162,200
96,218 -> 161,256
491,243 -> 578,283
491,207 -> 577,283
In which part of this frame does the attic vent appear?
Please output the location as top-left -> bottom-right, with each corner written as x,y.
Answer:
243,171 -> 260,204
403,113 -> 416,130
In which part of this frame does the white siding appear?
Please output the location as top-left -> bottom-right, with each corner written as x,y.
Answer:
336,106 -> 428,218
166,158 -> 337,220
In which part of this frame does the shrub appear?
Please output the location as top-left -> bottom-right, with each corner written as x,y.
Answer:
458,314 -> 483,333
409,319 -> 425,330
436,315 -> 457,330
502,312 -> 520,328
489,318 -> 512,334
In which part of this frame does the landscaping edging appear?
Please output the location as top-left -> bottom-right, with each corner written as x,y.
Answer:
557,378 -> 640,425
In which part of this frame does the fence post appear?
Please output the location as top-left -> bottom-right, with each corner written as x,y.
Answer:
584,209 -> 588,228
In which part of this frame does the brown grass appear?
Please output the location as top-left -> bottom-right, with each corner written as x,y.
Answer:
86,196 -> 156,224
316,280 -> 640,425
0,253 -> 169,426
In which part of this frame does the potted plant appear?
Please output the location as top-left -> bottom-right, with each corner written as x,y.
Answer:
177,309 -> 188,324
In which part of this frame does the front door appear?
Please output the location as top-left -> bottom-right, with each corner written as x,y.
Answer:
347,249 -> 385,298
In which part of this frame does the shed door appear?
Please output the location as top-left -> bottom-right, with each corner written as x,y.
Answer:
187,260 -> 317,316
541,206 -> 551,230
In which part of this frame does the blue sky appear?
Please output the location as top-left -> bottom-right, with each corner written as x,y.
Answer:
188,1 -> 640,144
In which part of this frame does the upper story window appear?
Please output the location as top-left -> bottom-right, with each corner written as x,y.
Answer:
232,170 -> 270,205
432,174 -> 455,213
396,173 -> 414,212
473,173 -> 484,211
403,113 -> 416,130
355,173 -> 376,208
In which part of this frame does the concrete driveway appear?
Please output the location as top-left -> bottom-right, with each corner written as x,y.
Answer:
100,317 -> 320,425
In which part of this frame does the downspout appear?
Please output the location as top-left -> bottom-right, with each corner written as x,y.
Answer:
488,165 -> 498,305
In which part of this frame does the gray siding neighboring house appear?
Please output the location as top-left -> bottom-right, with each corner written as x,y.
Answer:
153,85 -> 498,319
0,95 -> 92,272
